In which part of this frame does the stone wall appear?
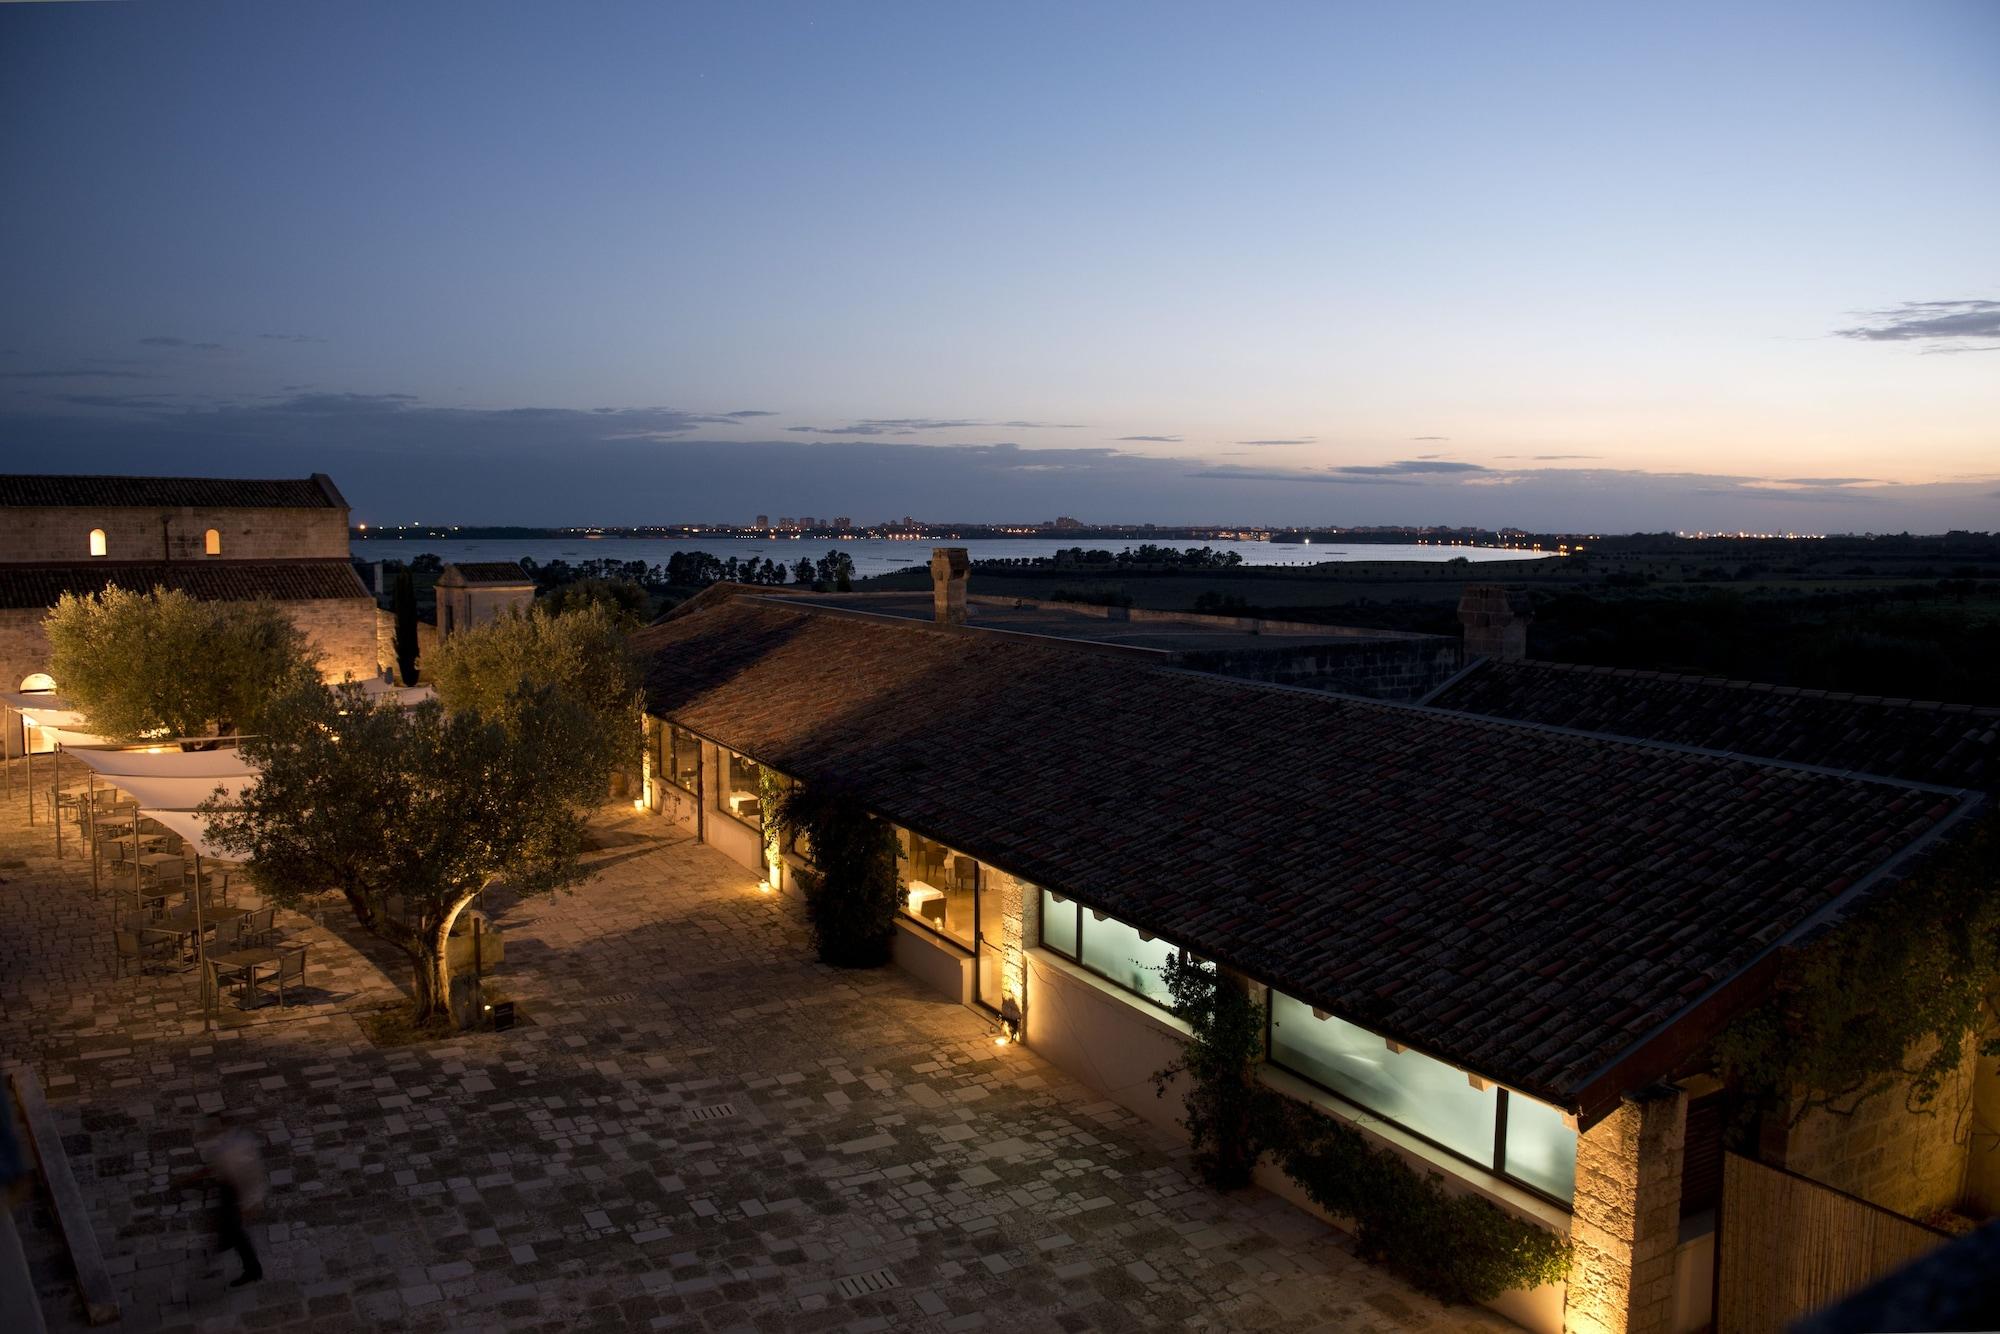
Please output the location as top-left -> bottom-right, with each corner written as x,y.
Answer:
1781,1038 -> 1979,1221
1172,637 -> 1462,701
293,598 -> 381,682
1567,1088 -> 1686,1334
0,505 -> 350,563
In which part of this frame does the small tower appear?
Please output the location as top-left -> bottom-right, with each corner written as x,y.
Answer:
1457,584 -> 1532,661
930,547 -> 970,627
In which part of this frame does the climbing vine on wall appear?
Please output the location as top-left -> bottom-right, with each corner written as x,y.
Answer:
1152,959 -> 1571,1304
769,781 -> 900,967
1711,810 -> 2000,1128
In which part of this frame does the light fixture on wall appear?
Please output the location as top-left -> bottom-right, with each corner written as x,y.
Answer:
994,995 -> 1023,1047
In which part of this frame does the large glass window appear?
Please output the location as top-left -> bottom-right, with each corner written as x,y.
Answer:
1268,990 -> 1575,1203
1040,889 -> 1078,957
1079,912 -> 1177,1006
1269,993 -> 1497,1163
715,748 -> 763,828
665,724 -> 701,794
1502,1091 -> 1578,1201
898,829 -> 976,951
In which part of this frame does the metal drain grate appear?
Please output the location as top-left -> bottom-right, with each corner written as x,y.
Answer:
834,1268 -> 901,1300
685,1102 -> 736,1123
592,991 -> 638,1004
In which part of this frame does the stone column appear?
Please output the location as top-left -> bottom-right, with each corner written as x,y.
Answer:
1566,1085 -> 1687,1334
930,547 -> 970,626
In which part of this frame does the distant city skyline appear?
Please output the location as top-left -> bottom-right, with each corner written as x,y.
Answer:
2,1 -> 1996,532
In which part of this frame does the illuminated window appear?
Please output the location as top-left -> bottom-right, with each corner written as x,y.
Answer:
898,829 -> 977,951
88,529 -> 107,557
20,673 -> 55,692
715,747 -> 764,829
204,528 -> 221,555
1267,991 -> 1576,1203
663,724 -> 701,795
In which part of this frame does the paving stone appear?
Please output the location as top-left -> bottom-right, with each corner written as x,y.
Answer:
0,769 -> 1507,1331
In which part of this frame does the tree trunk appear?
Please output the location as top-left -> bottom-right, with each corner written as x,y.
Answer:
409,893 -> 480,1026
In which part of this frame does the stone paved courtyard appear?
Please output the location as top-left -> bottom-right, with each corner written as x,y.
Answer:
1,753 -> 1509,1332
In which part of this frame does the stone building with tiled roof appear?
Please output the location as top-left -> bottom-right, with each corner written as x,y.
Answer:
0,472 -> 377,755
435,561 -> 535,641
628,557 -> 1992,1334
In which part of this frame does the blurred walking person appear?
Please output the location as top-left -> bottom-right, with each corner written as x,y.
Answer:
180,1112 -> 264,1286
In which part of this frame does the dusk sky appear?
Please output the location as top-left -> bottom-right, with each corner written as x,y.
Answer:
2,1 -> 1995,531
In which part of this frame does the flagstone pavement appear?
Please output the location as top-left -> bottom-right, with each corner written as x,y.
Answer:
0,753 -> 1510,1333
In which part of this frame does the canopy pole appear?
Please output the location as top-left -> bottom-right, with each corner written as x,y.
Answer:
88,772 -> 98,894
193,851 -> 211,1035
25,730 -> 32,825
53,745 -> 63,860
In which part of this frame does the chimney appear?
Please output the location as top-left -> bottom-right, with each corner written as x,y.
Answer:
930,547 -> 970,626
1458,584 -> 1532,661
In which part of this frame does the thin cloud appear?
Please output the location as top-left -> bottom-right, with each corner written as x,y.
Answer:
1190,465 -> 1419,486
723,409 -> 778,419
140,336 -> 226,351
1333,460 -> 1489,476
259,332 -> 326,343
0,369 -> 156,380
1236,437 -> 1316,447
1834,299 -> 2000,351
1117,434 -> 1183,443
1409,435 -> 1449,441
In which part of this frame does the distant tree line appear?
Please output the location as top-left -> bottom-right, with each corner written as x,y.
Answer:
516,550 -> 856,592
975,544 -> 1246,572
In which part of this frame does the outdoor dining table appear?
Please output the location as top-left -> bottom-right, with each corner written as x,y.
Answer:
210,946 -> 290,1008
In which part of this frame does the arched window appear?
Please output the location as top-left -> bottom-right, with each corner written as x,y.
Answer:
88,528 -> 107,557
204,528 -> 221,555
20,673 -> 55,693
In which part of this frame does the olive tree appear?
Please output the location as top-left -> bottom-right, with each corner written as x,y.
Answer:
202,679 -> 602,1023
43,586 -> 319,743
425,603 -> 642,781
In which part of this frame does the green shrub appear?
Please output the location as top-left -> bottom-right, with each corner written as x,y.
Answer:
771,783 -> 900,967
1154,959 -> 1571,1304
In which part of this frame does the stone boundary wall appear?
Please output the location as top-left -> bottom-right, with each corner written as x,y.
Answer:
1174,638 -> 1463,701
1782,1038 -> 1981,1221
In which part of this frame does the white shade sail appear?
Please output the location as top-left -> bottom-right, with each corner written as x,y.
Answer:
139,809 -> 240,862
67,747 -> 255,780
95,772 -> 255,811
354,678 -> 436,706
1,691 -> 83,724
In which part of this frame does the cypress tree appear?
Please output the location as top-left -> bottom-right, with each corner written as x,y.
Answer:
392,571 -> 420,685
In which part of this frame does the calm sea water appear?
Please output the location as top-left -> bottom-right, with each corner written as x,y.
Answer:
352,536 -> 1545,578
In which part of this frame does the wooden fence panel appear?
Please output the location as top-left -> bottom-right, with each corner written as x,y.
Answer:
1717,1151 -> 1948,1334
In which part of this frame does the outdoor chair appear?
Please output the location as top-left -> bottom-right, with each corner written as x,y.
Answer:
265,944 -> 308,1007
113,928 -> 174,977
209,915 -> 243,951
242,906 -> 277,947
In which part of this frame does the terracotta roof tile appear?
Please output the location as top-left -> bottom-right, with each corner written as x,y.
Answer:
0,559 -> 370,610
0,473 -> 344,509
635,599 -> 1980,1107
1429,658 -> 1999,792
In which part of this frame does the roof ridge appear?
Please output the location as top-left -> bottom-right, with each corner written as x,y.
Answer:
1500,656 -> 1999,716
713,595 -> 1981,797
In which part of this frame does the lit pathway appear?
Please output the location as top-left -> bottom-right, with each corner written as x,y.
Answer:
0,754 -> 1508,1331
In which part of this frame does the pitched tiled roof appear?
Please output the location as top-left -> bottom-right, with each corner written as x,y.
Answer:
634,598 -> 1980,1113
1428,658 -> 2000,792
0,559 -> 370,610
0,473 -> 344,510
439,561 -> 534,585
